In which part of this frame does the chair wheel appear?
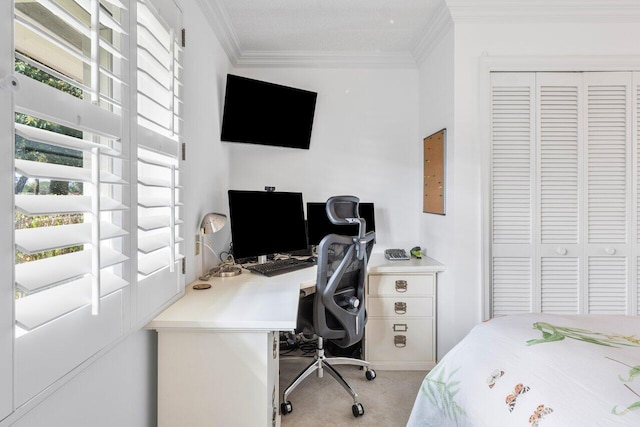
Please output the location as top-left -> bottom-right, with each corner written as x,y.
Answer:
365,369 -> 376,380
281,401 -> 293,415
352,402 -> 364,417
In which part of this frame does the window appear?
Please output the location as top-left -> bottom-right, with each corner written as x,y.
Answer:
135,0 -> 184,320
1,0 -> 185,412
12,0 -> 129,405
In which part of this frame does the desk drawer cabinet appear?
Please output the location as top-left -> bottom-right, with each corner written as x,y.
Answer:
365,271 -> 438,371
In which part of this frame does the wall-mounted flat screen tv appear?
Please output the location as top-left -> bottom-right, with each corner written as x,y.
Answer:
220,74 -> 317,150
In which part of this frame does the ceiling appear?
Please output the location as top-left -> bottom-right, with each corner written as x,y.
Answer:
200,0 -> 640,67
199,0 -> 446,67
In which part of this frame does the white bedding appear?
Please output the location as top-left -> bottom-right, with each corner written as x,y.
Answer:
407,314 -> 640,426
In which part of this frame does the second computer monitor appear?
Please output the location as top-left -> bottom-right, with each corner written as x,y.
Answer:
228,190 -> 308,260
306,202 -> 375,246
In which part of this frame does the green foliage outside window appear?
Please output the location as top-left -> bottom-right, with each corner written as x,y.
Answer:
14,57 -> 85,272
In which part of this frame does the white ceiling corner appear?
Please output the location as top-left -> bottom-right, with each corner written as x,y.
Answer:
198,0 -> 445,68
195,0 -> 242,63
196,0 -> 640,69
411,2 -> 453,64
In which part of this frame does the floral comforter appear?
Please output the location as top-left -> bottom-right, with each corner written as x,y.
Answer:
407,314 -> 640,426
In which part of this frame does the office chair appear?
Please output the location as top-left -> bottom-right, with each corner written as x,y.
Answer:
281,196 -> 376,418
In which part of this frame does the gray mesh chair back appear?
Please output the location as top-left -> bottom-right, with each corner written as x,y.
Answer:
314,196 -> 375,348
280,195 -> 377,419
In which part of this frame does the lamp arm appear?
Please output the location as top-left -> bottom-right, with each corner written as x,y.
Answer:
203,241 -> 220,263
199,233 -> 221,280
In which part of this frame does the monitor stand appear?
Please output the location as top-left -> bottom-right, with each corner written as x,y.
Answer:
257,255 -> 268,264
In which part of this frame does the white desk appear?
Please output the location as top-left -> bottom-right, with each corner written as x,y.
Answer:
147,266 -> 317,427
148,255 -> 443,426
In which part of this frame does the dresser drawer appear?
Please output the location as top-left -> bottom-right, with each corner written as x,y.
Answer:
365,318 -> 434,363
367,296 -> 433,318
368,274 -> 434,297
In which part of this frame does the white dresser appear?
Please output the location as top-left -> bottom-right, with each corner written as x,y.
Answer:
365,254 -> 444,371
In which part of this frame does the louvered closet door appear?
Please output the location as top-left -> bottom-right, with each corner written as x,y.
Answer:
490,73 -> 536,315
490,71 -> 638,317
584,72 -> 633,314
536,73 -> 582,314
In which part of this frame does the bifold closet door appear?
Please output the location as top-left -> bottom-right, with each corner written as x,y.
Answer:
490,72 -> 536,316
489,71 -> 638,317
536,73 -> 582,314
583,72 -> 633,315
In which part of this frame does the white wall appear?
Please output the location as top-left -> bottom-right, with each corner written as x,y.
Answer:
417,25 -> 457,358
11,330 -> 157,427
226,67 -> 421,251
434,20 -> 640,352
180,1 -> 232,283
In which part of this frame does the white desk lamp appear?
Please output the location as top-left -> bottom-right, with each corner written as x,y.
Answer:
199,212 -> 241,280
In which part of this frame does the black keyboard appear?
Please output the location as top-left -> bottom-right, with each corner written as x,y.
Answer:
246,258 -> 315,277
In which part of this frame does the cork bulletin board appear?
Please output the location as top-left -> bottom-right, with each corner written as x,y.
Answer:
423,129 -> 446,214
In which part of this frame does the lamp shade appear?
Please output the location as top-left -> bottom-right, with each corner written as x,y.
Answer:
200,213 -> 227,234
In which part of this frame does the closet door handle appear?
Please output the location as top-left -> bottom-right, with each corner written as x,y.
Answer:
556,247 -> 567,255
604,247 -> 616,255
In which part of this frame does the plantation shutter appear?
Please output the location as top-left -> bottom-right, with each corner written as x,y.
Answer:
135,0 -> 184,319
490,72 -> 535,315
13,0 -> 130,405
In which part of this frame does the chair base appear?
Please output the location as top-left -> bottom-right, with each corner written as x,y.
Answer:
281,337 -> 375,417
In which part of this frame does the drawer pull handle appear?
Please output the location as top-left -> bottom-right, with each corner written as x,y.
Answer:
272,334 -> 278,359
394,335 -> 407,348
394,302 -> 407,314
393,323 -> 408,332
395,280 -> 408,293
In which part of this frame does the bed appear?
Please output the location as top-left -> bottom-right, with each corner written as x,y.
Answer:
407,314 -> 640,426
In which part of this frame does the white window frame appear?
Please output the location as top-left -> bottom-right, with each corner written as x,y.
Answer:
0,0 -> 15,419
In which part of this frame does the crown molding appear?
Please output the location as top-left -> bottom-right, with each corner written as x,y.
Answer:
412,2 -> 454,65
195,0 -> 242,64
196,0 -> 418,68
234,50 -> 417,69
446,0 -> 640,23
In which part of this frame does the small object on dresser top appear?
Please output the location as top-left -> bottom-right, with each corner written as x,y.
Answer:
410,246 -> 422,259
385,248 -> 410,261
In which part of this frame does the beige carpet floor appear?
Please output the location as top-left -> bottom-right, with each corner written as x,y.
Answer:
279,355 -> 427,427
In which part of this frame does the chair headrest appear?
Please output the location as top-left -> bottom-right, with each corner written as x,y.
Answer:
325,195 -> 360,226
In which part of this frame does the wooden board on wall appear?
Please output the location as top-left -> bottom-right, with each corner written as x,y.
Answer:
423,129 -> 445,214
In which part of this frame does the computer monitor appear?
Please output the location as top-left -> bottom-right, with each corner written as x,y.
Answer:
228,190 -> 309,260
306,202 -> 376,246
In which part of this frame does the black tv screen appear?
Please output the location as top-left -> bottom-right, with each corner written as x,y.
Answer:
220,74 -> 317,149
